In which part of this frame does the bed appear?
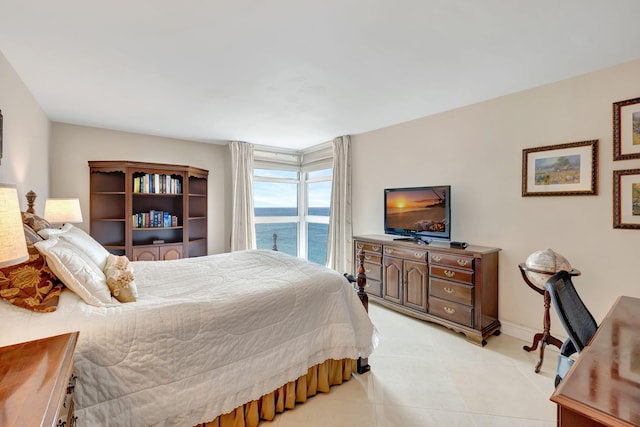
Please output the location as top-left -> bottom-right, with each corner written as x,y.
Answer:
0,205 -> 377,426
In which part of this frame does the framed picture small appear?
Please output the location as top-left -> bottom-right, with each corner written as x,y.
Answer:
613,169 -> 640,229
613,97 -> 640,161
522,140 -> 598,196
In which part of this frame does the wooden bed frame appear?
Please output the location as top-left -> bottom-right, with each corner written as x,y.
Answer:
355,250 -> 370,374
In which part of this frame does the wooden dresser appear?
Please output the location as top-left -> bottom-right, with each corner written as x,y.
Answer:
550,296 -> 640,426
0,332 -> 79,427
354,235 -> 500,345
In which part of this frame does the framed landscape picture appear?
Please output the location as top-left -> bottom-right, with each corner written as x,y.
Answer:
613,97 -> 640,161
522,140 -> 598,196
613,169 -> 640,229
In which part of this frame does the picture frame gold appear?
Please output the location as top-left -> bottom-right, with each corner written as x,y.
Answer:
522,140 -> 598,197
613,168 -> 640,229
613,96 -> 640,161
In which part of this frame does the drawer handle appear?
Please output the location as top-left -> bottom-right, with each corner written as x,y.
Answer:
357,243 -> 363,249
385,248 -> 394,254
444,287 -> 454,294
457,259 -> 469,267
365,268 -> 371,273
414,252 -> 423,259
444,270 -> 455,278
444,306 -> 456,314
432,255 -> 442,262
365,255 -> 371,260
372,245 -> 380,252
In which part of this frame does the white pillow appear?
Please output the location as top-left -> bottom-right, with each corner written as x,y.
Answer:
39,223 -> 110,270
38,227 -> 66,239
35,237 -> 113,306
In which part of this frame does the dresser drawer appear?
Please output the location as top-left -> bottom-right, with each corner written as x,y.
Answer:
429,252 -> 474,271
430,278 -> 473,306
355,240 -> 382,254
362,262 -> 382,281
429,296 -> 473,328
362,253 -> 382,265
430,265 -> 474,285
383,246 -> 427,262
58,374 -> 76,427
365,279 -> 382,297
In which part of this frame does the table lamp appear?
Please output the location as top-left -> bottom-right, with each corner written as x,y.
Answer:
0,184 -> 29,268
44,198 -> 83,227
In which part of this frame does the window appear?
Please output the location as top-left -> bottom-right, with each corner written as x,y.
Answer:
254,169 -> 299,257
253,145 -> 332,264
305,168 -> 332,265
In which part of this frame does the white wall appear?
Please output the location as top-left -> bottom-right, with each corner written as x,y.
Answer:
5,39 -> 639,338
0,51 -> 51,212
352,58 -> 640,338
50,123 -> 229,255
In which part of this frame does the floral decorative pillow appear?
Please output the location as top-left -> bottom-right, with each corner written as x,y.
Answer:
0,243 -> 63,312
23,224 -> 43,244
21,212 -> 52,232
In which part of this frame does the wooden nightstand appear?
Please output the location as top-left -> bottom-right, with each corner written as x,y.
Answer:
0,332 -> 79,427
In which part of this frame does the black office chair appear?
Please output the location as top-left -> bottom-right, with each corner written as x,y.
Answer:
545,270 -> 598,387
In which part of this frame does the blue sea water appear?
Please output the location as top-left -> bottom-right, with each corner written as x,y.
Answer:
255,207 -> 330,265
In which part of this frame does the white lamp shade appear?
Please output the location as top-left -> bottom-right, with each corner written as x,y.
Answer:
44,198 -> 83,224
0,184 -> 29,268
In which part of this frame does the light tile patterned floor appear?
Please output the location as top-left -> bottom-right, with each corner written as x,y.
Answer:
261,303 -> 558,427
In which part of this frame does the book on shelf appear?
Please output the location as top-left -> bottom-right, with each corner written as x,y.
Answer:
133,173 -> 182,194
132,211 -> 178,228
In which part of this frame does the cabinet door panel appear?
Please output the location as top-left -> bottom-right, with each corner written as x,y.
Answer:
132,247 -> 158,261
404,260 -> 428,312
160,244 -> 182,260
383,257 -> 402,304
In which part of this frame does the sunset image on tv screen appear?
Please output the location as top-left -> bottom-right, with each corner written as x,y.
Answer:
386,189 -> 447,232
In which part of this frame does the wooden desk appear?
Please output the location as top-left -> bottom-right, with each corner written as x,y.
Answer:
0,332 -> 79,427
550,296 -> 640,426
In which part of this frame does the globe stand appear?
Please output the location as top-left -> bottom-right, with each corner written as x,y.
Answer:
518,264 -> 581,373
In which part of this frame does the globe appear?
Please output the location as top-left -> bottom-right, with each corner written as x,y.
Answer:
523,249 -> 572,288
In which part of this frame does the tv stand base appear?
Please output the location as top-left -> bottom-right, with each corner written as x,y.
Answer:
393,236 -> 430,245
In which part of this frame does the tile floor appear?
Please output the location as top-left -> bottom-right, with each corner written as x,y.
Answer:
262,303 -> 559,427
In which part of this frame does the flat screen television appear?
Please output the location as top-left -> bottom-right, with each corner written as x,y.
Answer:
384,185 -> 451,242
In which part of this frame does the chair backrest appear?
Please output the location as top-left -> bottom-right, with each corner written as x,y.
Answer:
545,271 -> 598,352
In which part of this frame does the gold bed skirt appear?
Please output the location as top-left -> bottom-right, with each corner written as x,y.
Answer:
201,358 -> 357,427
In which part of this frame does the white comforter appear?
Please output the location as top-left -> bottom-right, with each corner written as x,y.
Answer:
0,250 -> 377,426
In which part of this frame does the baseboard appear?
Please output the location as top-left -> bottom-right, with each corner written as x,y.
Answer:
500,319 -> 566,351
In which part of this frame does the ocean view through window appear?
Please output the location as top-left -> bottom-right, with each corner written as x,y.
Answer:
253,165 -> 331,265
254,206 -> 330,263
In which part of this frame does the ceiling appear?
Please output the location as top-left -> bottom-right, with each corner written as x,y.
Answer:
2,1 -> 640,150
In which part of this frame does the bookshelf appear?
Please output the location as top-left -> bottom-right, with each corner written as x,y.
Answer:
89,161 -> 209,260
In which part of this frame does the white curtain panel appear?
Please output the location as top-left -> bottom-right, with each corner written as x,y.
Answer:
229,141 -> 256,251
326,135 -> 352,273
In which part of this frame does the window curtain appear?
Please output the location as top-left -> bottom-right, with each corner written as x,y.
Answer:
229,141 -> 256,251
326,135 -> 352,273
